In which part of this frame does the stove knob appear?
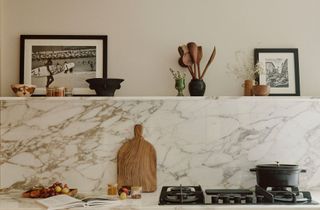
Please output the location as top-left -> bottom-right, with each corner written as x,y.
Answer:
256,195 -> 264,203
245,195 -> 253,203
234,195 -> 242,204
222,195 -> 230,204
211,195 -> 219,204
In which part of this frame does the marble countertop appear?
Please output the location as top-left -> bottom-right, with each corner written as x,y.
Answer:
3,96 -> 320,101
1,191 -> 320,210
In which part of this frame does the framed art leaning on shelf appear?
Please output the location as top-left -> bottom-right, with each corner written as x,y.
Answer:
20,35 -> 108,95
254,48 -> 300,96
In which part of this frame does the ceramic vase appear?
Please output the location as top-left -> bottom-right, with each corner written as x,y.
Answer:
188,79 -> 206,96
175,78 -> 185,96
244,80 -> 254,96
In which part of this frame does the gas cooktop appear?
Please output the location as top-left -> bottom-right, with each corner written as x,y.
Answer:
159,185 -> 319,205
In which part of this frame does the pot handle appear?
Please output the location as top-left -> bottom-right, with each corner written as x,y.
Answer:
301,169 -> 307,173
250,168 -> 256,172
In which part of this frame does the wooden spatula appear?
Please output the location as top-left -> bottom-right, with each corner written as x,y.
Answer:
197,46 -> 203,79
200,46 -> 216,79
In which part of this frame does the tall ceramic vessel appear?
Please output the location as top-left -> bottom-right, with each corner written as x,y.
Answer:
188,79 -> 206,96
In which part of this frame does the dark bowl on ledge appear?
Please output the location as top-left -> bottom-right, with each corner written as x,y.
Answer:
86,78 -> 124,96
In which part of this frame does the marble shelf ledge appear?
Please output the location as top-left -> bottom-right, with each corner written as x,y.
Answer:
2,96 -> 320,102
1,191 -> 320,210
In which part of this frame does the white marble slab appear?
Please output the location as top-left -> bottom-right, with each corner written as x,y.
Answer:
1,97 -> 320,192
1,191 -> 320,210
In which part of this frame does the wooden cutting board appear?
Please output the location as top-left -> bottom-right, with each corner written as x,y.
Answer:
117,124 -> 157,192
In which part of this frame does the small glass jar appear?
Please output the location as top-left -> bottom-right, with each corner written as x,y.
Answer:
55,87 -> 65,97
46,87 -> 55,96
65,88 -> 73,97
131,186 -> 142,199
107,184 -> 118,196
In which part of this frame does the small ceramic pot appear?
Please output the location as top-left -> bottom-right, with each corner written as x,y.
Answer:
253,85 -> 270,96
11,84 -> 36,97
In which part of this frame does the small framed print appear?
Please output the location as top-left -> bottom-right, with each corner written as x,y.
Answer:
254,48 -> 300,96
20,35 -> 108,95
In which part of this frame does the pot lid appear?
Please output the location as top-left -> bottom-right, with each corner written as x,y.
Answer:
256,162 -> 299,170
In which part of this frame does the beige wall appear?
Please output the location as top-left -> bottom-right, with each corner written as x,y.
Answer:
1,0 -> 320,96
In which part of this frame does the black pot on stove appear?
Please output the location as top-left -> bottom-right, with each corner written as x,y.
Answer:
250,162 -> 306,188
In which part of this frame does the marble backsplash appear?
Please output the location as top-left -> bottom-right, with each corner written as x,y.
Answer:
1,97 -> 320,192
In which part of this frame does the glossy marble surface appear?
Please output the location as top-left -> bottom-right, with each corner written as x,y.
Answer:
0,191 -> 320,210
1,97 -> 320,192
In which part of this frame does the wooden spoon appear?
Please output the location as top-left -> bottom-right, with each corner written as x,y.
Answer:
178,57 -> 188,68
178,45 -> 189,57
187,42 -> 198,79
197,46 -> 203,79
200,46 -> 216,79
181,53 -> 196,79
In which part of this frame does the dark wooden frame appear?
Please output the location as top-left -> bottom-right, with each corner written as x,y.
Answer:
20,35 -> 108,95
254,48 -> 300,96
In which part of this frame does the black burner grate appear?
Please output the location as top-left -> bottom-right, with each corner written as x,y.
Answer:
159,185 -> 204,205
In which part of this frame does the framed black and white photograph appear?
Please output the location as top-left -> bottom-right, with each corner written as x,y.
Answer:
254,48 -> 300,96
20,35 -> 108,95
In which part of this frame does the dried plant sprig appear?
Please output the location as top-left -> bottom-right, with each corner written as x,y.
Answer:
169,68 -> 186,80
228,51 -> 265,81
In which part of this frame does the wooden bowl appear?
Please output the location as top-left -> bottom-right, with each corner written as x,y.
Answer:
253,85 -> 270,96
11,84 -> 36,97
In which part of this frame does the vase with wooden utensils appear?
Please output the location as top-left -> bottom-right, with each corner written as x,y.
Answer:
178,42 -> 216,96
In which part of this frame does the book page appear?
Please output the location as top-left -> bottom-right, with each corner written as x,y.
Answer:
83,198 -> 120,206
37,195 -> 84,209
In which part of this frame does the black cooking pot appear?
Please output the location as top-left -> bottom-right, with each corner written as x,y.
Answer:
250,162 -> 306,188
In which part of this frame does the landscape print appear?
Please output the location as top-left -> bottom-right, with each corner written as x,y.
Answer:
31,46 -> 96,88
265,58 -> 289,88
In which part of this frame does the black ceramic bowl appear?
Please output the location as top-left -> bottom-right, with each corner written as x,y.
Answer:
86,78 -> 124,96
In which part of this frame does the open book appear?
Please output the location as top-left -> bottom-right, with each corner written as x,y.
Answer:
36,194 -> 119,210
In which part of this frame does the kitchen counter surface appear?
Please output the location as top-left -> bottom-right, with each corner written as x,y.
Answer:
3,96 -> 320,101
1,191 -> 320,210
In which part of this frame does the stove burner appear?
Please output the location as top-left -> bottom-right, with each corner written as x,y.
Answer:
256,185 -> 312,203
159,185 -> 318,205
159,185 -> 204,205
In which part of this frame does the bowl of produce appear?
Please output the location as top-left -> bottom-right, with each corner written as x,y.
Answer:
22,182 -> 77,198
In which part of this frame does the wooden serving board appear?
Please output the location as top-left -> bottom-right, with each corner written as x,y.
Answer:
117,124 -> 157,192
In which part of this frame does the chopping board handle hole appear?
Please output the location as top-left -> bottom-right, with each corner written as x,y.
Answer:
134,124 -> 143,138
